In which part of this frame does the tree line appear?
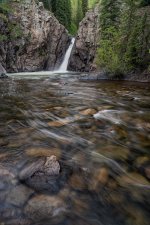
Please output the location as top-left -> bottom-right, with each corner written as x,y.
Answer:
41,0 -> 97,34
97,0 -> 150,76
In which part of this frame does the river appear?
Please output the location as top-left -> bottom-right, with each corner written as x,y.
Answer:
0,72 -> 150,225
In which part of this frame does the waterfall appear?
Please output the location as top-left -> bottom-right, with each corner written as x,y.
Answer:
59,38 -> 75,72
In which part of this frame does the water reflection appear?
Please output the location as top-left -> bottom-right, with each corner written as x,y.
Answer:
0,73 -> 150,225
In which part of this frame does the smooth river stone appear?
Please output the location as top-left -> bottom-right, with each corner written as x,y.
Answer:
19,158 -> 45,180
6,184 -> 34,207
88,167 -> 109,192
24,194 -> 67,222
79,108 -> 97,116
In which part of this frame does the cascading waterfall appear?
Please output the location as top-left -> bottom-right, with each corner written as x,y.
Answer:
58,38 -> 75,72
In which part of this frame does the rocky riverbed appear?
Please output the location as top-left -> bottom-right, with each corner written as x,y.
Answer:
0,72 -> 150,225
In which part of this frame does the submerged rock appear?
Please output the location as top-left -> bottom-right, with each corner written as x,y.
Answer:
24,194 -> 67,223
6,184 -> 34,207
79,108 -> 97,116
19,156 -> 68,193
25,147 -> 61,160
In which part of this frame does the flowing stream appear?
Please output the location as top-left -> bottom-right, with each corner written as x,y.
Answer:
59,38 -> 75,72
0,72 -> 150,225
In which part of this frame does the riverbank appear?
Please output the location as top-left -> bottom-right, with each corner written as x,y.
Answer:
79,71 -> 150,83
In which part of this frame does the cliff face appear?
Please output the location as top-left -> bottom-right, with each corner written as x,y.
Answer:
68,5 -> 100,72
0,0 -> 70,73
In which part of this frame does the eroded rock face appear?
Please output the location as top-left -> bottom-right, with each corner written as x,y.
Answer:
68,5 -> 100,72
0,0 -> 70,72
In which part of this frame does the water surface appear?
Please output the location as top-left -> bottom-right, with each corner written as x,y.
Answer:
0,72 -> 150,225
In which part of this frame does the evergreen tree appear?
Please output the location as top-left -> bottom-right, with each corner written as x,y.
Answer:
82,0 -> 88,15
140,0 -> 150,6
76,0 -> 83,26
55,0 -> 71,29
100,0 -> 121,32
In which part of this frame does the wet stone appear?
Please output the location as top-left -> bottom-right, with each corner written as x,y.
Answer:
48,118 -> 71,127
0,206 -> 22,221
88,167 -> 109,192
24,194 -> 68,223
97,145 -> 129,161
6,184 -> 34,207
25,147 -> 61,159
5,219 -> 31,225
0,167 -> 17,186
145,166 -> 150,180
135,156 -> 150,169
79,108 -> 97,116
69,173 -> 87,191
117,172 -> 150,187
19,158 -> 45,180
20,156 -> 69,193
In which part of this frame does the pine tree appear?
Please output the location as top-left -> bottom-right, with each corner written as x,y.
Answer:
100,0 -> 121,32
54,0 -> 72,29
76,0 -> 83,26
82,0 -> 88,16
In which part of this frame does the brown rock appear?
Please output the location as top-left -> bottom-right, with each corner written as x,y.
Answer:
117,172 -> 150,187
69,174 -> 87,190
89,167 -> 109,191
0,166 -> 17,185
135,156 -> 150,169
43,155 -> 60,175
0,152 -> 9,160
79,108 -> 97,116
19,158 -> 45,180
25,147 -> 61,159
72,195 -> 89,214
145,166 -> 150,179
6,184 -> 34,207
48,119 -> 71,127
97,145 -> 129,161
24,194 -> 67,222
19,155 -> 60,180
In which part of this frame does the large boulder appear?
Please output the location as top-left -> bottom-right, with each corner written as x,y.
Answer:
0,0 -> 70,72
68,5 -> 100,72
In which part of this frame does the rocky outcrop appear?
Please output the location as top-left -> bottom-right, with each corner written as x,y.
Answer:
68,5 -> 100,72
0,0 -> 70,73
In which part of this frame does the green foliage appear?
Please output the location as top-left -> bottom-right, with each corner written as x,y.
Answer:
97,0 -> 150,76
9,23 -> 23,39
41,0 -> 99,34
140,0 -> 150,6
0,34 -> 7,41
88,0 -> 99,8
76,0 -> 83,26
41,0 -> 72,31
82,0 -> 88,15
0,1 -> 12,14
